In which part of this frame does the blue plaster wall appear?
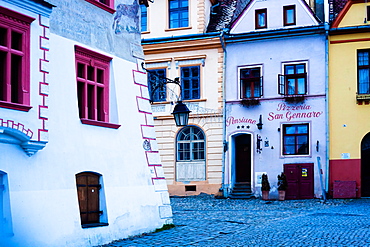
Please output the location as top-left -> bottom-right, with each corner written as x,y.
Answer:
48,0 -> 143,62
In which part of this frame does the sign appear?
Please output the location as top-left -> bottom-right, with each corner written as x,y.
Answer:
268,103 -> 323,122
226,116 -> 257,127
302,168 -> 308,177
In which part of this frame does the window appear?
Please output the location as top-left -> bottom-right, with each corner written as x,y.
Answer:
169,0 -> 189,29
240,67 -> 263,99
367,6 -> 370,22
177,126 -> 205,161
283,5 -> 296,26
283,124 -> 309,155
279,63 -> 307,95
140,4 -> 148,32
181,66 -> 200,100
76,172 -> 108,228
148,68 -> 167,102
85,0 -> 115,13
75,46 -> 120,129
358,50 -> 370,94
255,9 -> 267,29
0,7 -> 34,111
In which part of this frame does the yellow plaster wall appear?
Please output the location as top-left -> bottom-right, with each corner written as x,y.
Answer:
338,2 -> 370,28
329,33 -> 370,159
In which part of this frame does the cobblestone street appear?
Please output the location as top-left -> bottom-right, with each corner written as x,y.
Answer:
102,195 -> 370,247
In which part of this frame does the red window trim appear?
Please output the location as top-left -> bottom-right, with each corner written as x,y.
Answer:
255,8 -> 267,29
75,46 -> 118,127
283,5 -> 296,26
0,6 -> 34,109
85,0 -> 115,14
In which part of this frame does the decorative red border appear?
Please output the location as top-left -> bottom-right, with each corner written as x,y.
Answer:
80,118 -> 121,129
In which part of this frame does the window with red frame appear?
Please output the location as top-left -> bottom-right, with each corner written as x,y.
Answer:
283,5 -> 296,26
255,9 -> 267,29
283,123 -> 309,155
85,0 -> 115,13
75,46 -> 112,124
0,7 -> 34,111
240,67 -> 263,99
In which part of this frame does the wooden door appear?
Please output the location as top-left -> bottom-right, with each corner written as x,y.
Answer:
235,134 -> 251,183
284,163 -> 314,199
76,172 -> 101,225
361,134 -> 370,197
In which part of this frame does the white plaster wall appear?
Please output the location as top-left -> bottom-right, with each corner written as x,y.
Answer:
231,0 -> 319,34
224,34 -> 327,199
0,23 -> 170,247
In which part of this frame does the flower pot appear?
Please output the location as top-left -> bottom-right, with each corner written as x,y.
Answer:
278,190 -> 286,201
262,190 -> 269,200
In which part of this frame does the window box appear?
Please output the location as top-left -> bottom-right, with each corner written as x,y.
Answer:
284,95 -> 305,103
356,94 -> 370,101
240,98 -> 260,107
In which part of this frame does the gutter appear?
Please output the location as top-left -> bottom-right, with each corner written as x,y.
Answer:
324,22 -> 330,199
219,29 -> 228,198
142,32 -> 222,45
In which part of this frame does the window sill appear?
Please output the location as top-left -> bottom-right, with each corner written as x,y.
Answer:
356,94 -> 370,101
0,101 -> 32,112
82,223 -> 109,229
80,119 -> 121,129
85,0 -> 115,14
165,26 -> 192,32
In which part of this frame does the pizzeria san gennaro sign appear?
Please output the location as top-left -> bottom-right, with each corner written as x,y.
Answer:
268,103 -> 323,122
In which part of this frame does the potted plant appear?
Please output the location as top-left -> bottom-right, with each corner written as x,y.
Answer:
277,172 -> 288,201
261,174 -> 270,200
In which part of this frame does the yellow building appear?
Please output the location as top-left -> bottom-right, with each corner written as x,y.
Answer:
329,0 -> 370,198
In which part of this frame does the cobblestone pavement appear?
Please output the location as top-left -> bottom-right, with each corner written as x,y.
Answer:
102,195 -> 370,246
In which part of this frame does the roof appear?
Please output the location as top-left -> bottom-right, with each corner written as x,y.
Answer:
206,0 -> 251,32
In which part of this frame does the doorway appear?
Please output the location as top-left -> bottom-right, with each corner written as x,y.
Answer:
234,134 -> 252,183
361,133 -> 370,197
284,163 -> 314,199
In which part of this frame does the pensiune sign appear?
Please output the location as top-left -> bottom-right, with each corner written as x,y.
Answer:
268,103 -> 323,121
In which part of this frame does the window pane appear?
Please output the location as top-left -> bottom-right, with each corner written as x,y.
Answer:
77,82 -> 85,118
77,63 -> 85,78
359,51 -> 369,66
285,126 -> 296,134
359,68 -> 370,94
97,69 -> 104,84
287,78 -> 295,94
258,13 -> 265,26
88,84 -> 95,119
297,125 -> 308,134
0,27 -> 7,47
286,9 -> 294,24
11,31 -> 22,51
97,87 -> 104,121
11,54 -> 22,103
296,64 -> 305,74
0,51 -> 5,101
285,65 -> 295,75
87,66 -> 94,81
297,78 -> 306,94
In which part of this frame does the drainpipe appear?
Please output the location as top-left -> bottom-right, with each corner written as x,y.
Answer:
324,22 -> 330,197
220,29 -> 228,197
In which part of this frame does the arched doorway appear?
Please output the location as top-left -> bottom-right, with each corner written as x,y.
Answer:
361,133 -> 370,197
234,134 -> 252,183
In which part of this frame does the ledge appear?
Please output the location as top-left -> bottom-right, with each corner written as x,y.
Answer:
80,119 -> 121,129
81,222 -> 109,229
0,101 -> 32,112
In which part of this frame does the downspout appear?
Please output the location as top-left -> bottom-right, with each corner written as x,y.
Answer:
324,22 -> 330,198
219,29 -> 228,197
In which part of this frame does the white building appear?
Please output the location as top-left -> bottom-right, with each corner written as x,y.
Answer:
0,0 -> 172,246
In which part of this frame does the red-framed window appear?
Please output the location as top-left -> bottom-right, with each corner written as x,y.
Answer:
240,67 -> 263,99
283,5 -> 296,26
0,7 -> 34,112
283,123 -> 309,155
278,63 -> 307,96
255,9 -> 267,29
75,46 -> 120,129
85,0 -> 115,13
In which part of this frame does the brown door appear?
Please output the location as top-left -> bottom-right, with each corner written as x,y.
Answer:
235,134 -> 251,183
284,163 -> 314,199
76,172 -> 101,225
361,134 -> 370,197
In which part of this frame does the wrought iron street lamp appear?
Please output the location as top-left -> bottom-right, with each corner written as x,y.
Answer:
142,63 -> 191,126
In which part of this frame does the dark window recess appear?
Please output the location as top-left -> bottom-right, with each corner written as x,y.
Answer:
76,172 -> 108,228
278,63 -> 307,96
148,68 -> 167,102
283,5 -> 296,26
169,0 -> 189,28
283,123 -> 309,155
358,50 -> 370,95
141,4 -> 148,32
255,9 -> 267,29
240,67 -> 263,99
181,66 -> 200,100
185,185 -> 196,192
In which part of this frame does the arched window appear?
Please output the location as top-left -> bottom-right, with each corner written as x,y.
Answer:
176,126 -> 206,182
177,126 -> 205,161
75,172 -> 108,228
